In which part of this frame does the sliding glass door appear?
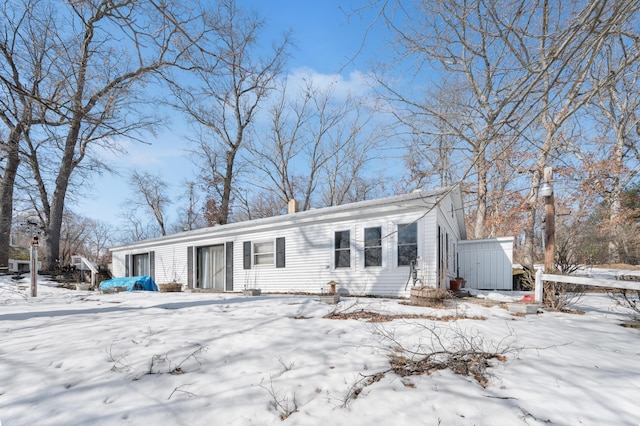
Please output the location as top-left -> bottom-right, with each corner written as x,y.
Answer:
197,245 -> 225,290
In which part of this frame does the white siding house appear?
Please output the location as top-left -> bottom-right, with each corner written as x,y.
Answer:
109,187 -> 510,297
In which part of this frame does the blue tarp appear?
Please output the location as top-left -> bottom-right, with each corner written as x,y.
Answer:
99,275 -> 158,292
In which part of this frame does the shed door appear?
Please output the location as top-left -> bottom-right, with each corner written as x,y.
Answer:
197,245 -> 225,291
458,238 -> 513,290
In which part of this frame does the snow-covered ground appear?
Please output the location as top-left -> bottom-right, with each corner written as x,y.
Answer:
1,276 -> 638,426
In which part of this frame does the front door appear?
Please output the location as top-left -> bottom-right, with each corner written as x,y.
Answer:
197,245 -> 225,290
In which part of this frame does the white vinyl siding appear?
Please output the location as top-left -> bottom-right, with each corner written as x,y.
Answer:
109,188 -> 483,297
459,238 -> 514,290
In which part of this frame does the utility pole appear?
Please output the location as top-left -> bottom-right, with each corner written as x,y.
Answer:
542,167 -> 555,273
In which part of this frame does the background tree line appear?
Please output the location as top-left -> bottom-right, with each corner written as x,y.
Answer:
1,0 -> 639,272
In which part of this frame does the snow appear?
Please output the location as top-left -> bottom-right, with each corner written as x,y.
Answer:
1,276 -> 639,425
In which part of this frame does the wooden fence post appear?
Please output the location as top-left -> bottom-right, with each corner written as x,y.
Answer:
534,269 -> 543,303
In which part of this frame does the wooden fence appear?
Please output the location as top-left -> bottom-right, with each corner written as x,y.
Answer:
534,269 -> 640,303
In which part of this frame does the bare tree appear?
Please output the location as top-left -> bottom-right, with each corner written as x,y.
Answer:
58,212 -> 92,267
376,0 -> 542,239
172,180 -> 206,232
248,78 -> 380,212
168,0 -> 290,225
234,190 -> 285,221
12,0 -> 199,271
127,171 -> 171,236
582,36 -> 640,263
372,0 -> 640,265
403,82 -> 464,189
245,80 -> 309,209
84,218 -> 113,264
519,0 -> 640,270
0,0 -> 63,269
117,209 -> 157,245
319,108 -> 384,207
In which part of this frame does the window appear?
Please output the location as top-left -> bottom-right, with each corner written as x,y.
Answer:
334,230 -> 351,268
132,253 -> 150,276
397,223 -> 418,266
253,241 -> 274,266
275,237 -> 285,268
364,227 -> 382,267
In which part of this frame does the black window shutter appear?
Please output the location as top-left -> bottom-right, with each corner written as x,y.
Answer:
125,254 -> 130,277
276,237 -> 285,268
187,246 -> 193,288
243,241 -> 252,269
225,242 -> 234,291
149,251 -> 155,280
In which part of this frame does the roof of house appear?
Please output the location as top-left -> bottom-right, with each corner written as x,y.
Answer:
9,246 -> 30,261
111,186 -> 466,251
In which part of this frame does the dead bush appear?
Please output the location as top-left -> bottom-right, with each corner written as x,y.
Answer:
325,310 -> 485,322
375,322 -> 514,388
543,281 -> 584,311
610,288 -> 640,319
341,322 -> 517,407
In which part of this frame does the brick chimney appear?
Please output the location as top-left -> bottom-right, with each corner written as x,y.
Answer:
287,199 -> 299,214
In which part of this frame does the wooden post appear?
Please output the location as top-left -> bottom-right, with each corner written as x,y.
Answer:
30,236 -> 38,297
543,167 -> 555,273
534,269 -> 543,303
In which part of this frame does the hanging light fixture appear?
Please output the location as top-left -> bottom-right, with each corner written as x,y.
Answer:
539,182 -> 553,197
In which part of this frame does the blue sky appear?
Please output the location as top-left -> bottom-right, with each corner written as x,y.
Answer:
74,1 -> 396,229
246,0 -> 387,72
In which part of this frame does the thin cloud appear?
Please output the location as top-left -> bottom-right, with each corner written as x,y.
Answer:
282,67 -> 377,100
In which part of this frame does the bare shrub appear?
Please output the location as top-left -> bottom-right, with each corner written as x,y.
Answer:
341,321 -> 517,407
168,384 -> 197,400
543,280 -> 585,311
169,345 -> 207,375
555,235 -> 582,275
341,372 -> 385,408
325,310 -> 485,322
258,378 -> 298,420
610,288 -> 640,319
376,322 -> 514,388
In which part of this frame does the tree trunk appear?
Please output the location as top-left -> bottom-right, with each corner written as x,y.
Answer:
219,148 -> 238,225
522,130 -> 554,269
473,147 -> 488,239
0,128 -> 23,268
44,121 -> 82,271
608,128 -> 624,263
521,181 -> 539,270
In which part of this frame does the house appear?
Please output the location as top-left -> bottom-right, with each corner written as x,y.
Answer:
8,246 -> 41,273
109,186 -> 513,296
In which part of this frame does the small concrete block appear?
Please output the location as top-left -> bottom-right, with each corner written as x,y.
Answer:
507,303 -> 539,314
319,294 -> 340,304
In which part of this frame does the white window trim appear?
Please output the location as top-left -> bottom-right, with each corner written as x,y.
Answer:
253,240 -> 275,267
334,228 -> 353,269
396,221 -> 419,268
363,225 -> 383,268
132,252 -> 150,276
